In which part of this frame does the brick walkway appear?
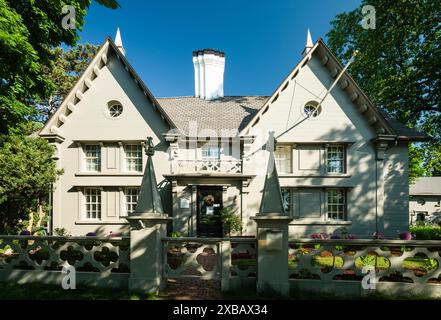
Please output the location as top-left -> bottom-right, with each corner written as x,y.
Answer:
159,278 -> 223,300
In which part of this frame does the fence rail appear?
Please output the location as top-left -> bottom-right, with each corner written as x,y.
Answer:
0,235 -> 130,288
287,239 -> 441,297
175,159 -> 242,174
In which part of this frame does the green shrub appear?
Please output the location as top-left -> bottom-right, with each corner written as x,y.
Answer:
410,225 -> 441,240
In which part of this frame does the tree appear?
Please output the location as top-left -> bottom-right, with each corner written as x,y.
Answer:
35,43 -> 98,122
0,134 -> 63,233
0,0 -> 119,134
326,0 -> 441,178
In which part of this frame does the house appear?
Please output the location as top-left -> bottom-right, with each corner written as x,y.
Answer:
409,177 -> 441,224
39,29 -> 428,238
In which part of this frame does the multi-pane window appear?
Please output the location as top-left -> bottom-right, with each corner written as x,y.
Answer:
326,145 -> 345,173
84,188 -> 101,220
125,188 -> 140,215
125,144 -> 142,172
85,145 -> 101,172
275,145 -> 292,174
281,188 -> 291,214
202,144 -> 220,160
327,189 -> 346,220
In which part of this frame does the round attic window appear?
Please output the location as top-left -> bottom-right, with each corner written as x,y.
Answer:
303,101 -> 322,118
108,103 -> 123,118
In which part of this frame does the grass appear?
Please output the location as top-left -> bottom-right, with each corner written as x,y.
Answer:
0,283 -> 156,300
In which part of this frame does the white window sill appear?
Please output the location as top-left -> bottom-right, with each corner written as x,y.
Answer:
75,220 -> 129,225
279,174 -> 351,178
289,220 -> 352,226
75,172 -> 143,177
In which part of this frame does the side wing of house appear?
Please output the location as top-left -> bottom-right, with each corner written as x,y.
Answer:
241,41 -> 410,238
40,39 -> 173,236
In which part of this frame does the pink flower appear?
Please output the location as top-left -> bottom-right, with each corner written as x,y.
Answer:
399,231 -> 413,240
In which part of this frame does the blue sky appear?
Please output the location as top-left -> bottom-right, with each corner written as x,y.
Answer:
78,0 -> 361,97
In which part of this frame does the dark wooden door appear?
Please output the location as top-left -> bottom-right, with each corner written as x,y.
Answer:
197,186 -> 223,237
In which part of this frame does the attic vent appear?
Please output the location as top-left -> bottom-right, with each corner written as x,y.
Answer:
303,101 -> 321,118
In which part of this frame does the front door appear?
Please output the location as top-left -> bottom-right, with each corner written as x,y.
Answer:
197,186 -> 223,237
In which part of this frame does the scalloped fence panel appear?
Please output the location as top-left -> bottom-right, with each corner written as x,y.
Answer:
287,239 -> 441,298
162,237 -> 257,293
0,236 -> 130,288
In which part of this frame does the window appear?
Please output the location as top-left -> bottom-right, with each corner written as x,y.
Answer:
125,188 -> 140,215
84,188 -> 101,220
281,188 -> 291,214
303,101 -> 322,118
275,145 -> 292,173
202,144 -> 220,160
108,103 -> 123,117
125,144 -> 142,172
327,189 -> 346,220
326,145 -> 345,173
85,145 -> 101,172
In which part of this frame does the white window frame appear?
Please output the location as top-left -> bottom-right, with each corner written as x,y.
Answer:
326,189 -> 346,221
326,145 -> 346,174
84,144 -> 101,172
281,188 -> 292,215
125,144 -> 143,172
83,187 -> 102,220
201,143 -> 220,161
275,145 -> 292,174
124,187 -> 140,216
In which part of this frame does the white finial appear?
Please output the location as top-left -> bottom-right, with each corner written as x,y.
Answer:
303,29 -> 313,56
114,27 -> 125,56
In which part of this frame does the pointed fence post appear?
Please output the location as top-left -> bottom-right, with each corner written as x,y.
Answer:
252,132 -> 293,297
126,137 -> 171,293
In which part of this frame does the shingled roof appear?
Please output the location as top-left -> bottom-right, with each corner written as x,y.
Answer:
157,96 -> 268,136
379,109 -> 430,141
410,177 -> 441,196
157,95 -> 426,140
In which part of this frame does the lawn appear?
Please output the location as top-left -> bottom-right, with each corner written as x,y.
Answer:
0,283 -> 156,300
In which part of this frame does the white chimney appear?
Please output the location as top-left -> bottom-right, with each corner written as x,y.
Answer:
192,49 -> 225,100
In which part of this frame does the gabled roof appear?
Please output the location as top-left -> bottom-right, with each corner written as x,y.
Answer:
158,96 -> 268,136
410,177 -> 441,196
40,37 -> 176,138
238,38 -> 428,142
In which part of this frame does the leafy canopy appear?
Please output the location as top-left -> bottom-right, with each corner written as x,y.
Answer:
0,0 -> 119,134
327,0 -> 441,177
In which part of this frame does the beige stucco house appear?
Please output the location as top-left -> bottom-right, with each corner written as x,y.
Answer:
409,177 -> 441,224
39,30 -> 427,238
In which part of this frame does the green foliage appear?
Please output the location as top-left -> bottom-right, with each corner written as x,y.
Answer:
0,0 -> 118,134
410,225 -> 441,240
34,44 -> 98,122
0,134 -> 62,233
221,207 -> 243,234
171,231 -> 182,238
53,227 -> 70,237
327,0 -> 441,178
